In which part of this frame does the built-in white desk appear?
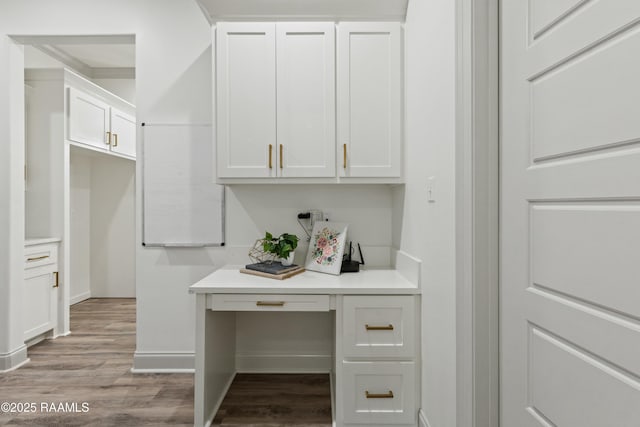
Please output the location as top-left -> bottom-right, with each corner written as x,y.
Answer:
190,263 -> 421,427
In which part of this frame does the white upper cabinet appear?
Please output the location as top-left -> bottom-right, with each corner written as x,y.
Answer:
68,86 -> 136,159
276,22 -> 336,178
216,22 -> 277,178
216,22 -> 335,179
68,87 -> 110,150
337,22 -> 402,178
215,21 -> 402,182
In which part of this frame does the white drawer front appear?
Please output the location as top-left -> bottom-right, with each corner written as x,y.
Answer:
343,296 -> 415,358
24,244 -> 58,271
343,361 -> 416,425
208,294 -> 330,312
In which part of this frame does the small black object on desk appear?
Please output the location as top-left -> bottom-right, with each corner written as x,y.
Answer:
341,241 -> 365,273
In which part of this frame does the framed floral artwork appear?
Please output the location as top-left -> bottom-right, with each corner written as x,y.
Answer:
304,222 -> 349,275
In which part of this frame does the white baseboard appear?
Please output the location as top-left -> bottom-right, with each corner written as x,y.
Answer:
419,409 -> 432,427
0,345 -> 29,372
132,351 -> 194,373
70,291 -> 91,305
236,354 -> 332,373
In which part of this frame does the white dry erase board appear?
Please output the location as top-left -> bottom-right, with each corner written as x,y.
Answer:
142,123 -> 224,247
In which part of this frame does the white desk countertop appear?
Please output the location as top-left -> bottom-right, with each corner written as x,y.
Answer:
189,265 -> 420,295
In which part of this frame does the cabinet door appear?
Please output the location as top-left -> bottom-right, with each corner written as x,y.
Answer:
216,23 -> 276,178
276,23 -> 336,178
23,272 -> 56,341
110,107 -> 136,158
337,23 -> 402,177
68,87 -> 110,150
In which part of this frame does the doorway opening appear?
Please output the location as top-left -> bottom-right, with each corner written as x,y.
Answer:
17,34 -> 137,344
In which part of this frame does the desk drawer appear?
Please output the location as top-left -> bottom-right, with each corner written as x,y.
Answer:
342,295 -> 415,358
24,244 -> 58,271
208,294 -> 330,312
342,361 -> 416,425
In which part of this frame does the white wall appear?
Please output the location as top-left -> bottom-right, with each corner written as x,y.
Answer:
0,41 -> 28,370
69,149 -> 136,302
90,154 -> 135,298
401,0 -> 458,426
226,185 -> 393,265
0,0 -> 396,371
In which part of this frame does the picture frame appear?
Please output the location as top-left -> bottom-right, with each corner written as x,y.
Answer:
304,222 -> 349,275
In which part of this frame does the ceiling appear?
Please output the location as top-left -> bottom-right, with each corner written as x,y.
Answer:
196,0 -> 408,21
21,35 -> 135,79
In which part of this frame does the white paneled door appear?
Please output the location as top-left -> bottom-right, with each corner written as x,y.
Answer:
501,1 -> 640,426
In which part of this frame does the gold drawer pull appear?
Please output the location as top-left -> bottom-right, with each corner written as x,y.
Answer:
106,131 -> 112,145
113,133 -> 118,147
343,143 -> 347,169
53,271 -> 59,288
27,255 -> 49,262
279,144 -> 283,169
365,324 -> 394,331
366,390 -> 394,399
256,301 -> 285,307
268,144 -> 273,169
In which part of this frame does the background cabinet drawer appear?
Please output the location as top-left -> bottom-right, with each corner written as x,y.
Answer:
342,361 -> 416,425
24,244 -> 58,271
208,294 -> 330,312
342,296 -> 415,358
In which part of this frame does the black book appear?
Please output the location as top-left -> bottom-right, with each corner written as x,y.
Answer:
245,262 -> 300,275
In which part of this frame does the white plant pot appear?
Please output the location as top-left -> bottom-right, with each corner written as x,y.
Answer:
280,252 -> 295,266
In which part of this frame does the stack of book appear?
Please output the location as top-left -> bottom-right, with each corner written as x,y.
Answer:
240,261 -> 305,280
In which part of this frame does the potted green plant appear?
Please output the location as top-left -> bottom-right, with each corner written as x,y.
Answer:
262,232 -> 300,266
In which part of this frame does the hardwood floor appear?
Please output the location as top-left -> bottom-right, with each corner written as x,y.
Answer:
0,299 -> 332,427
212,374 -> 332,426
0,299 -> 194,426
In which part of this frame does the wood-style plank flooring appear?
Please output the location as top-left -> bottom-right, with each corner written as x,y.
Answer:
0,298 -> 332,427
213,374 -> 332,426
0,298 -> 193,426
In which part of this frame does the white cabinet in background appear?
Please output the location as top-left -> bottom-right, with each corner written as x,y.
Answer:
68,87 -> 136,159
110,107 -> 136,158
216,22 -> 336,178
68,87 -> 110,150
337,22 -> 402,178
23,240 -> 60,343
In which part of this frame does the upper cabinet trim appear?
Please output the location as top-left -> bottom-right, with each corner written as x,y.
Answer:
197,0 -> 408,22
